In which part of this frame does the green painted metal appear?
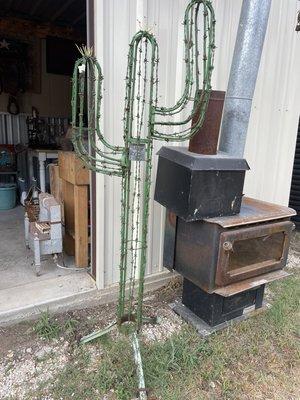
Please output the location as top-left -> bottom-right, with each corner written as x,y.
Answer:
72,0 -> 215,331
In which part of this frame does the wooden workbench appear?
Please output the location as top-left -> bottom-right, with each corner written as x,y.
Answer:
58,151 -> 89,268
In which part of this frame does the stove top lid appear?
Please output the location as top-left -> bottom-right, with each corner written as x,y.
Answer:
157,146 -> 250,171
204,197 -> 297,227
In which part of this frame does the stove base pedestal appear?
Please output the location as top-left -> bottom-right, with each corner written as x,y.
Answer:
182,278 -> 265,327
171,300 -> 268,338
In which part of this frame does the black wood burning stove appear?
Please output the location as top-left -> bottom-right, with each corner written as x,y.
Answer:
155,151 -> 296,331
154,86 -> 296,332
160,197 -> 295,328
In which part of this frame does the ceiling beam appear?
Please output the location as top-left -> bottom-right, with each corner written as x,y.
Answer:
6,0 -> 15,9
72,12 -> 86,26
0,16 -> 85,41
30,0 -> 43,16
15,0 -> 24,10
50,0 -> 76,22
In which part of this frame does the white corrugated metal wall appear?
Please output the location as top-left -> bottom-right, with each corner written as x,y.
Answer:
93,0 -> 300,289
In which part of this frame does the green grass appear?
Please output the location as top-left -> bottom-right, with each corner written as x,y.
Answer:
34,310 -> 78,340
33,310 -> 61,340
266,277 -> 300,334
29,274 -> 300,400
36,340 -> 137,400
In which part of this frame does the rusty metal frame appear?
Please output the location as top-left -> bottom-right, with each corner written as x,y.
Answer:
216,220 -> 294,286
214,269 -> 291,297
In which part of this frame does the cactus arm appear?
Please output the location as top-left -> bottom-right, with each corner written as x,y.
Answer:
123,31 -> 159,144
154,0 -> 196,117
71,57 -> 125,176
152,0 -> 215,141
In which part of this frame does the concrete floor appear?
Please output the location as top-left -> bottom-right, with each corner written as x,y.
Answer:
0,206 -> 97,325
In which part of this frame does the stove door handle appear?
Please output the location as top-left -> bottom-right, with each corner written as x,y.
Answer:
223,241 -> 233,252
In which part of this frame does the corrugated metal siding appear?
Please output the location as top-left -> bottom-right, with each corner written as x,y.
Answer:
0,113 -> 69,145
0,113 -> 30,184
243,0 -> 300,206
0,113 -> 69,185
0,113 -> 28,145
94,0 -> 300,288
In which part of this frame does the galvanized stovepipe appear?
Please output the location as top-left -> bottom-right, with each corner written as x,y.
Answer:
219,0 -> 272,157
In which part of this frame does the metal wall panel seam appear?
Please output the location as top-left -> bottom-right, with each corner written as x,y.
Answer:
94,0 -> 106,290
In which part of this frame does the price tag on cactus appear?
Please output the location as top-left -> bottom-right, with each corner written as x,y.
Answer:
129,144 -> 146,161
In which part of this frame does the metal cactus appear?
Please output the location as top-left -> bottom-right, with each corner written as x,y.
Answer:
72,0 -> 215,332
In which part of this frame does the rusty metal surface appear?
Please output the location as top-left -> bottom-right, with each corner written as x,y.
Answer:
175,219 -> 219,293
173,208 -> 294,293
204,197 -> 297,228
189,90 -> 225,155
215,220 -> 293,286
29,222 -> 50,241
214,269 -> 291,297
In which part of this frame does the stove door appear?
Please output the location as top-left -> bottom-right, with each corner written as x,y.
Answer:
215,221 -> 294,286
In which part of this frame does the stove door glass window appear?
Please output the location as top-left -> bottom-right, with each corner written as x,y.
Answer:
228,232 -> 284,276
216,221 -> 293,286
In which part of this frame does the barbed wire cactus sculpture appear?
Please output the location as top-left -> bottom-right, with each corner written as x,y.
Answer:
72,0 -> 215,334
72,1 -> 215,396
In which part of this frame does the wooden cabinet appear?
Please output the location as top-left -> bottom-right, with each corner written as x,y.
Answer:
58,151 -> 89,268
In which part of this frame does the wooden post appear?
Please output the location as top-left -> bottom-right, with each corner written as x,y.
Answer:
74,185 -> 88,267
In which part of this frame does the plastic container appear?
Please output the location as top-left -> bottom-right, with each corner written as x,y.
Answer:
0,183 -> 17,210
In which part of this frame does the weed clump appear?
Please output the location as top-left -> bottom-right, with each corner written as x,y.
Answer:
34,310 -> 78,340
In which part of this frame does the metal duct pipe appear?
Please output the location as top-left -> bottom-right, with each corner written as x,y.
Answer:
218,0 -> 272,157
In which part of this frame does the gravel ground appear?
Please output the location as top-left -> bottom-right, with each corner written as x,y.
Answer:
0,234 -> 299,400
0,339 -> 68,399
0,275 -> 184,400
0,303 -> 184,400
